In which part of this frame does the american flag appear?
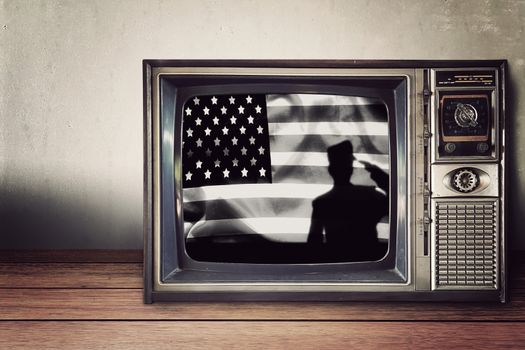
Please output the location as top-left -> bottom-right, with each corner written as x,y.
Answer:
182,93 -> 389,243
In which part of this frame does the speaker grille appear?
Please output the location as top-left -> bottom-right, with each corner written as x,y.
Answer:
434,201 -> 498,289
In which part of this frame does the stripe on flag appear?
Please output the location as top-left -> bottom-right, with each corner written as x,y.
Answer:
188,217 -> 390,242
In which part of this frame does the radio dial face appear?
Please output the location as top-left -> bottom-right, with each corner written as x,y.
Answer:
438,92 -> 492,157
454,103 -> 478,127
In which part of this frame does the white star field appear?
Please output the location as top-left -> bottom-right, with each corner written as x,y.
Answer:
182,94 -> 271,187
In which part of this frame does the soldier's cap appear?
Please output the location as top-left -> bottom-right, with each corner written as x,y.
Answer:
327,140 -> 354,166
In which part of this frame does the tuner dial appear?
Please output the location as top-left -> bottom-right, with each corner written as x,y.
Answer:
452,169 -> 479,193
454,103 -> 478,128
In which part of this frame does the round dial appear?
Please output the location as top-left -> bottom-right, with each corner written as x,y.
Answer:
452,169 -> 479,193
454,103 -> 478,128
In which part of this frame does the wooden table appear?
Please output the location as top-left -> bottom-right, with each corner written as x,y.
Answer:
1,250 -> 524,349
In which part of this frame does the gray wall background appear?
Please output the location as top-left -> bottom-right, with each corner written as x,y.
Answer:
1,0 -> 524,249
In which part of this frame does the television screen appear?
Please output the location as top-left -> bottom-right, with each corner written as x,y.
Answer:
181,93 -> 390,263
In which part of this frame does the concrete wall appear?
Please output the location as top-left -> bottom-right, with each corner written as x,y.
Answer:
1,0 -> 524,249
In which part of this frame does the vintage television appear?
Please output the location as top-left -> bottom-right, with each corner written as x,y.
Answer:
143,60 -> 507,302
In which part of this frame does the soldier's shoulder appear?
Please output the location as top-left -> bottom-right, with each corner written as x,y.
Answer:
353,185 -> 386,199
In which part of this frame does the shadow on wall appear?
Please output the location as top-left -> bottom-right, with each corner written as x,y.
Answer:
0,186 -> 142,250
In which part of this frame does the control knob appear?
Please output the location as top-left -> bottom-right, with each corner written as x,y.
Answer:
452,168 -> 479,193
454,103 -> 478,127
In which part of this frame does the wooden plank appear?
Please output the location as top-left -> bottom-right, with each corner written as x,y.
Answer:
1,261 -> 523,290
1,288 -> 524,321
1,253 -> 523,289
1,321 -> 524,350
0,263 -> 142,289
0,250 -> 142,263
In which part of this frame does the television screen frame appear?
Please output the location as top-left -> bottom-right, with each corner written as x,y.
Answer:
143,60 -> 507,303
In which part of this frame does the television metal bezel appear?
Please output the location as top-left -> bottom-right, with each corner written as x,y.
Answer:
148,65 -> 414,297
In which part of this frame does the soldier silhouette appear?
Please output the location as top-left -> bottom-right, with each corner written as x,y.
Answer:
307,140 -> 389,262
